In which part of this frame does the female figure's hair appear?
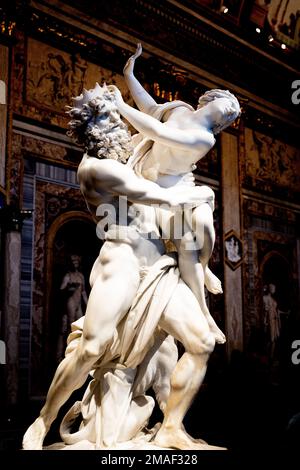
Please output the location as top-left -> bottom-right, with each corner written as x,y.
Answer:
66,83 -> 132,163
198,89 -> 241,134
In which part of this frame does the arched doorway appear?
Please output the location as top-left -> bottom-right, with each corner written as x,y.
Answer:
260,252 -> 292,365
45,214 -> 101,376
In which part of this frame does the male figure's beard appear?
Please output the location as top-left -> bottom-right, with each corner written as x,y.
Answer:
86,120 -> 133,163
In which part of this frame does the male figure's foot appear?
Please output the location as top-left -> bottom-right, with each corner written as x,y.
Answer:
154,426 -> 224,450
204,268 -> 223,295
22,416 -> 49,450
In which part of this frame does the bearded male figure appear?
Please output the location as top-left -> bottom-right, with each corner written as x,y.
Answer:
23,83 -> 218,450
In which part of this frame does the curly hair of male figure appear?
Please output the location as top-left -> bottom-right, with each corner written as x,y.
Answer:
66,83 -> 133,163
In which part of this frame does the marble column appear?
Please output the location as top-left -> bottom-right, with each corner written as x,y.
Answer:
3,228 -> 22,405
221,131 -> 244,356
0,43 -> 9,188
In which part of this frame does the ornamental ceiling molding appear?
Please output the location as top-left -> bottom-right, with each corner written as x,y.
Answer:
23,15 -> 299,144
60,0 -> 298,72
166,0 -> 299,70
5,1 -> 296,135
57,0 -> 298,80
26,1 -> 299,125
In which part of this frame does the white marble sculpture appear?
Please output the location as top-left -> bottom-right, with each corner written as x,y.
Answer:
23,44 -> 240,450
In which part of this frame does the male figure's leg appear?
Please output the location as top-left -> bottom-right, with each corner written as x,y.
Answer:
23,243 -> 140,450
155,280 -> 216,449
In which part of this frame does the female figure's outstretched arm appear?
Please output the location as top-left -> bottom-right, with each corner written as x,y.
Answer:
112,86 -> 212,152
124,43 -> 159,114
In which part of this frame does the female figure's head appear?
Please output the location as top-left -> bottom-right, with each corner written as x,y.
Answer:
197,89 -> 241,134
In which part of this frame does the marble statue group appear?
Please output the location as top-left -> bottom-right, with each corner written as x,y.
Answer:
23,44 -> 240,450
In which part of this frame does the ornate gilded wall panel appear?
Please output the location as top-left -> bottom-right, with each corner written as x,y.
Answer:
26,38 -> 131,115
10,132 -> 81,205
243,127 -> 300,200
9,133 -> 24,206
13,34 -> 133,128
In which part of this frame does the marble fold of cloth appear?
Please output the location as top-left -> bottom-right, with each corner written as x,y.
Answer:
65,252 -> 179,369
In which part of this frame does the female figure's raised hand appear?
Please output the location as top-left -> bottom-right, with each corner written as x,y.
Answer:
123,43 -> 142,76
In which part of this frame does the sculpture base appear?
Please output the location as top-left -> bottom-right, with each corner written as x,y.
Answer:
45,439 -> 226,450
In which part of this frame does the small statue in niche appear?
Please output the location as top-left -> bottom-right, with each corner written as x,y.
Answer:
56,255 -> 88,362
263,283 -> 281,359
60,254 -> 88,324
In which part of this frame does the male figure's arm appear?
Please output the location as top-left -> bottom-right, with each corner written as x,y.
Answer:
78,157 -> 213,208
123,43 -> 160,115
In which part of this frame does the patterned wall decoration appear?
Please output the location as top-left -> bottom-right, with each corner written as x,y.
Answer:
244,197 -> 297,224
13,33 -> 133,129
26,38 -> 132,115
19,160 -> 36,398
9,132 -> 82,206
243,127 -> 300,199
8,133 -> 23,207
